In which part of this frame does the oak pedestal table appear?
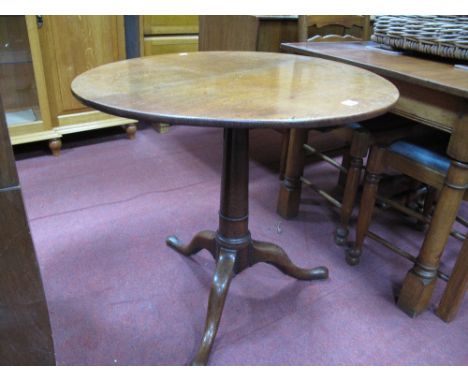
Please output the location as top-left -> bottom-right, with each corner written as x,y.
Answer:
71,51 -> 399,365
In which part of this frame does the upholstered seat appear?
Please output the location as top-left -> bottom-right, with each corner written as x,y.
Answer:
388,141 -> 451,174
278,113 -> 421,246
276,16 -> 418,242
349,134 -> 468,321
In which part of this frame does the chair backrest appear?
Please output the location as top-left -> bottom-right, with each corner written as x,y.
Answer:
198,16 -> 260,51
298,15 -> 371,43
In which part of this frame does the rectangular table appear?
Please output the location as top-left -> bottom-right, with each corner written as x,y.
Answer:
281,41 -> 468,317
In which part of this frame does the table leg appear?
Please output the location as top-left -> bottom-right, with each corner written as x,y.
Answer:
335,129 -> 370,246
346,146 -> 385,265
251,240 -> 328,280
279,129 -> 290,180
397,160 -> 468,317
191,248 -> 236,366
277,128 -> 308,219
436,236 -> 468,322
166,230 -> 217,261
166,128 -> 328,365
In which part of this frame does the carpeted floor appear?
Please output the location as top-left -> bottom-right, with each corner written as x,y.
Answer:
14,125 -> 468,365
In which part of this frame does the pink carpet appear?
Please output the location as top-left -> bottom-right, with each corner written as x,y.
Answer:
14,125 -> 468,365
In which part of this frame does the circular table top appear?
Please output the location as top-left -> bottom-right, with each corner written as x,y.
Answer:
71,51 -> 399,129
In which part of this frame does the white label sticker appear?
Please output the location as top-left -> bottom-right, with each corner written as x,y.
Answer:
341,99 -> 359,106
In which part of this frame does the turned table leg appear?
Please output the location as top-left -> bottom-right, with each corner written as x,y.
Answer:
346,146 -> 385,265
335,130 -> 370,246
436,236 -> 468,322
167,128 -> 327,365
279,129 -> 290,180
277,128 -> 308,219
337,151 -> 351,191
398,111 -> 468,317
397,160 -> 468,317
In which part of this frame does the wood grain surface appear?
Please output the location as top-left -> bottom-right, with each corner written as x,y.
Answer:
72,51 -> 399,129
282,42 -> 468,99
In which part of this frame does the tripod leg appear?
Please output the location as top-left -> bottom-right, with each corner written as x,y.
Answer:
191,248 -> 236,366
166,230 -> 217,260
251,240 -> 328,281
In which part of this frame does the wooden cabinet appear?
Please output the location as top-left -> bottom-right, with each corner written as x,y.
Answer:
0,16 -> 59,148
199,16 -> 299,52
39,16 -> 125,117
0,97 -> 55,365
141,16 -> 199,56
0,16 -> 137,155
138,16 -> 199,133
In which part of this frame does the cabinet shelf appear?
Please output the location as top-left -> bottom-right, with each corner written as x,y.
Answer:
0,15 -> 137,155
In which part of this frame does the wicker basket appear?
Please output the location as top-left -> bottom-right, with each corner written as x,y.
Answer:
372,15 -> 468,61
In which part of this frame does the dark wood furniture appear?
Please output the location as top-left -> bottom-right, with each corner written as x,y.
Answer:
199,16 -> 374,182
199,15 -> 300,177
289,15 -> 372,185
199,15 -> 298,52
277,114 -> 419,244
280,41 -> 468,318
277,17 -> 404,248
0,96 -> 55,365
199,16 -> 260,51
71,51 -> 399,365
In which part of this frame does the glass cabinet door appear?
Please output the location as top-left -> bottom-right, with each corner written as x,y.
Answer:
0,15 -> 42,127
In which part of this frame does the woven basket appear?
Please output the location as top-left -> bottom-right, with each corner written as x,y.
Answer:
372,15 -> 468,61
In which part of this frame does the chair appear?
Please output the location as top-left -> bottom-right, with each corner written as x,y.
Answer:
277,15 -> 384,242
348,137 -> 468,319
298,15 -> 371,42
277,16 -> 371,180
277,115 -> 420,245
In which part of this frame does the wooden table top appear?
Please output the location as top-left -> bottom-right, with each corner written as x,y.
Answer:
72,51 -> 399,129
282,41 -> 468,99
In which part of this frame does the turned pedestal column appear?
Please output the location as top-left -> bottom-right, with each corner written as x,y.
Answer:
167,128 -> 328,365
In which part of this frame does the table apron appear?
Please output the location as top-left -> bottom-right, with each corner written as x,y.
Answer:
388,78 -> 464,134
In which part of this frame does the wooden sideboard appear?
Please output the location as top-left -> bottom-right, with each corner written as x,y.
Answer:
0,16 -> 137,155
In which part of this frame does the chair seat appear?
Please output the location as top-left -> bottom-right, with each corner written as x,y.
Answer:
388,140 -> 450,174
319,121 -> 362,134
350,122 -> 363,130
